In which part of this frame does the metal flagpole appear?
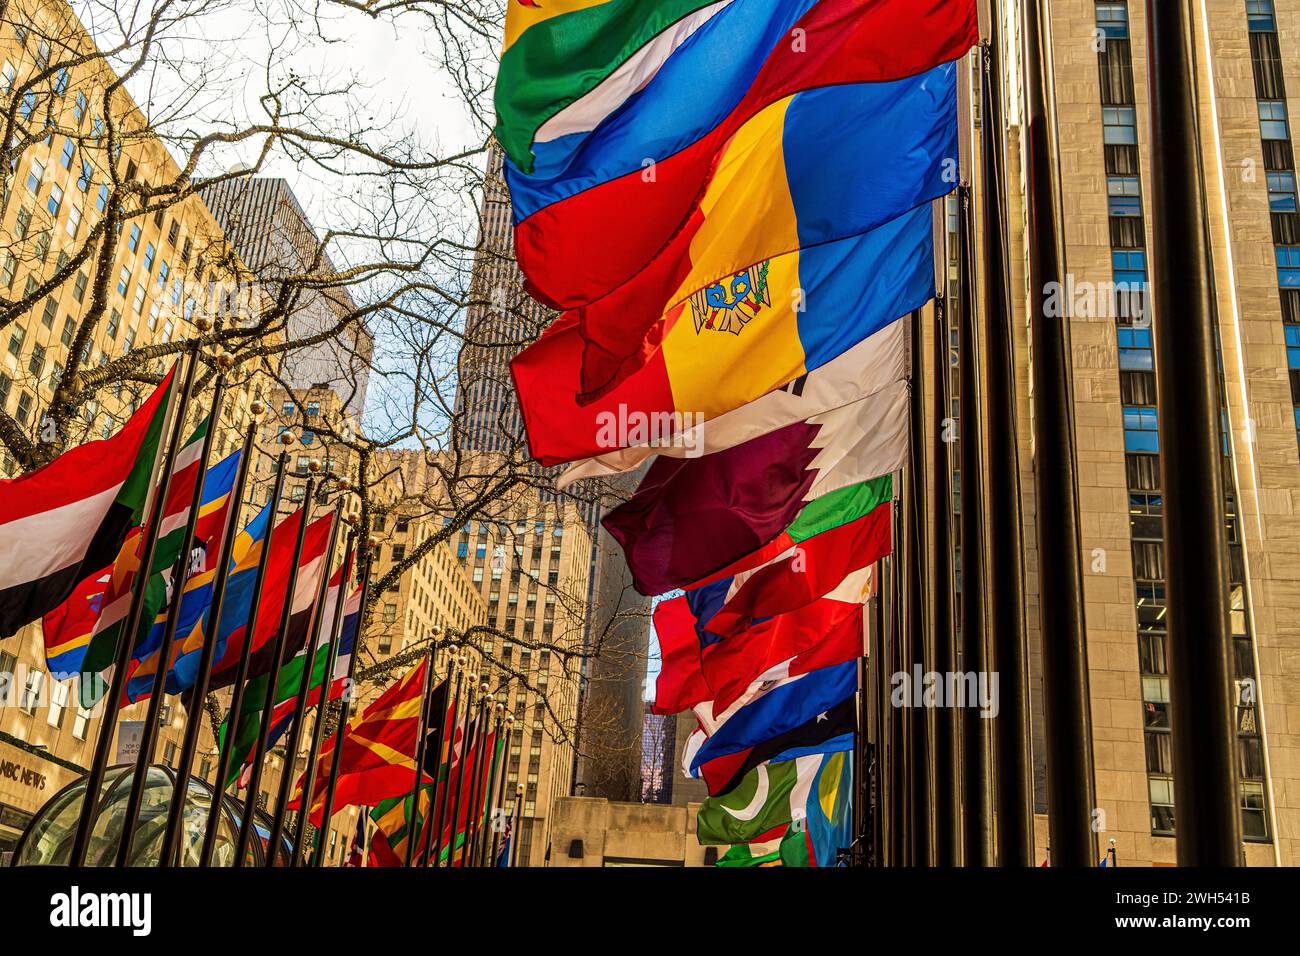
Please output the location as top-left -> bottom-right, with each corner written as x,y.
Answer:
161,411 -> 258,867
508,784 -> 524,867
1020,0 -> 1098,868
487,711 -> 514,866
907,309 -> 934,866
316,544 -> 375,867
468,703 -> 499,867
199,442 -> 289,867
295,528 -> 357,866
288,510 -> 352,868
402,651 -> 435,867
444,677 -> 480,866
867,579 -> 885,867
270,498 -> 342,864
427,659 -> 466,867
931,295 -> 960,867
887,525 -> 907,866
978,35 -> 1035,866
1142,0 -> 1241,865
233,477 -> 316,867
461,685 -> 491,866
957,180 -> 993,866
853,652 -> 867,866
71,348 -> 200,866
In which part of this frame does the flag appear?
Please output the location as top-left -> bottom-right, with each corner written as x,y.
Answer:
0,366 -> 175,638
40,564 -> 112,678
78,416 -> 213,681
653,567 -> 868,715
686,473 -> 891,640
218,575 -> 361,789
205,509 -> 334,691
693,696 -> 855,797
291,660 -> 433,828
494,0 -> 727,172
689,660 -> 857,771
123,449 -> 243,702
345,811 -> 367,867
511,5 -> 969,317
557,314 -> 907,489
778,750 -> 852,867
696,753 -> 824,846
441,716 -> 501,866
495,814 -> 513,867
512,209 -> 932,467
603,385 -> 906,595
715,824 -> 787,867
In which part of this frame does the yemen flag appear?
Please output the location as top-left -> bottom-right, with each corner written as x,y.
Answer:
695,695 -> 855,797
603,382 -> 906,595
495,0 -> 728,173
696,753 -> 825,846
0,366 -> 175,639
688,473 -> 892,639
513,208 -> 932,468
292,660 -> 434,828
558,314 -> 907,489
507,0 -> 973,311
653,567 -> 869,715
715,824 -> 787,867
780,750 -> 852,867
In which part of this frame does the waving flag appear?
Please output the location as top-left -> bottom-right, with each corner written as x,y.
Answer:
779,750 -> 852,867
1,366 -> 174,639
495,0 -> 728,172
508,0 -> 975,312
696,753 -> 824,846
604,385 -> 905,594
715,823 -> 787,867
558,315 -> 906,488
513,210 -> 932,466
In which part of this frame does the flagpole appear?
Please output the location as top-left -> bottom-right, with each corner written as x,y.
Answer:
886,531 -> 906,866
957,180 -> 993,866
1142,0 -> 1241,865
297,527 -> 357,867
286,505 -> 349,867
70,345 -> 201,867
402,650 -> 435,867
867,579 -> 885,866
468,696 -> 500,866
907,308 -> 933,867
200,439 -> 291,867
444,676 -> 479,867
978,34 -> 1035,867
316,542 -> 376,867
487,711 -> 513,866
1020,0 -> 1098,868
508,784 -> 524,867
233,475 -> 316,867
429,660 -> 466,867
461,685 -> 491,866
270,494 -> 342,864
161,407 -> 259,867
853,651 -> 867,866
931,295 -> 960,867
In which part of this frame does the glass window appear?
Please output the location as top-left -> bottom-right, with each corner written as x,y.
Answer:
59,137 -> 74,169
1095,2 -> 1129,37
1285,324 -> 1300,369
117,265 -> 130,295
1102,106 -> 1137,146
1259,100 -> 1289,140
96,184 -> 108,212
127,223 -> 141,251
1117,326 -> 1153,370
1113,249 -> 1147,288
26,158 -> 43,193
1247,0 -> 1276,32
1123,405 -> 1160,453
46,183 -> 62,216
1276,245 -> 1300,287
1267,171 -> 1297,211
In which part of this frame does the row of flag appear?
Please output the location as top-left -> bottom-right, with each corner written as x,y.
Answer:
494,0 -> 977,865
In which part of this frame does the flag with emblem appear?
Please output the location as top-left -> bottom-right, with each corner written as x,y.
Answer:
696,754 -> 824,846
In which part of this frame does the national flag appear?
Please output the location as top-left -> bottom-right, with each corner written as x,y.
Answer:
696,753 -> 824,846
495,814 -> 513,867
603,385 -> 906,595
494,0 -> 728,172
441,716 -> 501,867
123,448 -> 243,702
778,750 -> 852,867
40,564 -> 112,678
291,660 -> 434,828
653,567 -> 868,715
686,473 -> 892,640
693,696 -> 855,797
205,508 -> 334,691
78,417 -> 213,681
218,573 -> 361,789
345,811 -> 367,867
512,209 -> 932,468
714,824 -> 787,867
689,660 -> 857,771
557,314 -> 907,489
0,366 -> 175,638
507,0 -> 974,314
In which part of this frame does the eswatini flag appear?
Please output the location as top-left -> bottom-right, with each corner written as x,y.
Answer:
513,211 -> 931,467
0,367 -> 175,638
603,382 -> 906,595
506,0 -> 976,314
687,473 -> 891,640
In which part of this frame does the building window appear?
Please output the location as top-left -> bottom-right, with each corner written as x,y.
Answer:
1096,2 -> 1129,37
1102,106 -> 1137,146
127,223 -> 141,252
1258,99 -> 1290,140
382,604 -> 397,623
1112,249 -> 1147,288
47,681 -> 68,728
1123,405 -> 1160,453
96,184 -> 108,212
26,158 -> 43,193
